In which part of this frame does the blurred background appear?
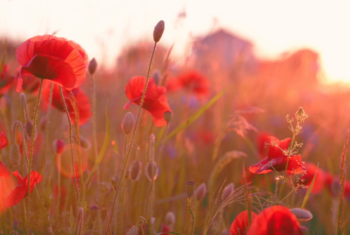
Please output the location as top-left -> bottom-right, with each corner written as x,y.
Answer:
1,0 -> 350,84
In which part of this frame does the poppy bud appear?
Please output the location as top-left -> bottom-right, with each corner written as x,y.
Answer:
153,20 -> 165,43
129,160 -> 142,181
79,136 -> 91,150
25,121 -> 35,139
290,208 -> 313,221
165,211 -> 176,227
163,111 -> 172,124
145,161 -> 159,181
52,139 -> 65,154
186,181 -> 195,198
221,183 -> 234,201
122,112 -> 135,135
40,117 -> 47,131
10,144 -> 21,167
88,58 -> 98,75
13,220 -> 19,231
195,183 -> 207,201
152,70 -> 161,85
90,206 -> 99,218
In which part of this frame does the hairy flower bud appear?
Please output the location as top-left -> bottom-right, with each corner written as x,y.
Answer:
10,144 -> 21,167
88,58 -> 98,75
145,161 -> 159,181
79,136 -> 91,150
221,183 -> 234,201
25,121 -> 35,139
186,181 -> 195,198
165,211 -> 176,227
290,208 -> 313,221
122,112 -> 135,135
13,220 -> 19,230
129,160 -> 142,181
163,111 -> 172,124
90,206 -> 99,218
195,183 -> 207,201
153,20 -> 165,43
52,139 -> 65,155
152,70 -> 161,85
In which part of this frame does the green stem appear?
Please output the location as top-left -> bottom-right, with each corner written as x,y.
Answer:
277,132 -> 296,204
188,198 -> 195,235
42,83 -> 53,176
26,78 -> 43,234
118,135 -> 128,235
58,87 -> 80,207
105,42 -> 158,234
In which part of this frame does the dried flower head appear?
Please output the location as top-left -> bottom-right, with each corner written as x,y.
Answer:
295,107 -> 308,123
88,58 -> 98,75
122,112 -> 135,135
153,20 -> 165,43
186,181 -> 195,198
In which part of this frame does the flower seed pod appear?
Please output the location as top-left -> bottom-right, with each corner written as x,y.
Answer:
88,58 -> 98,75
221,183 -> 234,201
153,20 -> 165,43
152,70 -> 161,85
165,211 -> 175,227
10,144 -> 21,167
122,112 -> 135,135
163,111 -> 172,124
52,139 -> 65,155
79,136 -> 91,150
186,181 -> 195,198
195,183 -> 207,201
145,161 -> 160,181
129,160 -> 142,181
90,206 -> 99,219
289,208 -> 313,221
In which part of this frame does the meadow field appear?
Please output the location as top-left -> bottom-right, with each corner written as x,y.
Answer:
0,20 -> 349,235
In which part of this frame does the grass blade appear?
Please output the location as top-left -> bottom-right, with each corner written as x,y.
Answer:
301,163 -> 319,209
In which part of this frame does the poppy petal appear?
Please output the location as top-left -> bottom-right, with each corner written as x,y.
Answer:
6,185 -> 27,207
230,210 -> 257,235
0,132 -> 8,150
0,161 -> 10,178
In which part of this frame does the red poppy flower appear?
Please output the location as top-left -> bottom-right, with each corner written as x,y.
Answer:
0,65 -> 14,96
249,136 -> 304,175
16,35 -> 88,92
230,210 -> 257,235
0,132 -> 8,151
124,76 -> 172,127
167,71 -> 210,98
297,163 -> 324,194
6,170 -> 42,207
0,161 -> 10,178
247,206 -> 303,235
42,82 -> 91,125
257,132 -> 272,159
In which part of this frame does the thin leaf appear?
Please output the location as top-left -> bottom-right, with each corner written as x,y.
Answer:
301,163 -> 319,209
158,89 -> 227,146
84,107 -> 110,187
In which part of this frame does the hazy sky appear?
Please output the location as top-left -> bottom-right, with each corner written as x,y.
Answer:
1,0 -> 350,83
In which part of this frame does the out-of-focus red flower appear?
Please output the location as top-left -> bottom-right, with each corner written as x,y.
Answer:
298,163 -> 324,194
0,132 -> 8,151
0,161 -> 14,214
249,136 -> 304,175
230,210 -> 257,235
56,144 -> 87,178
167,71 -> 210,98
6,170 -> 42,207
247,206 -> 303,235
324,173 -> 350,200
124,76 -> 172,127
16,35 -> 88,92
42,83 -> 91,125
0,65 -> 14,96
0,161 -> 10,178
257,132 -> 272,159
